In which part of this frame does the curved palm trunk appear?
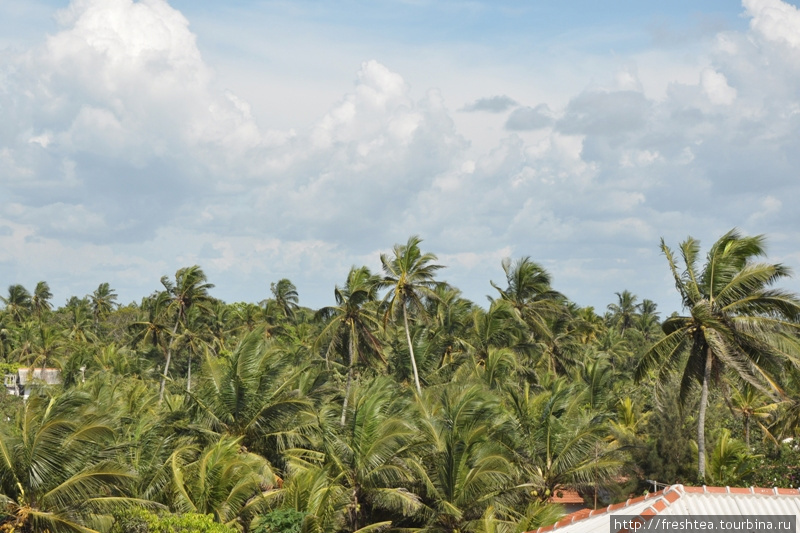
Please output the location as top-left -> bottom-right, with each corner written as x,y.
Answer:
403,305 -> 422,395
697,348 -> 713,481
341,332 -> 355,426
159,318 -> 181,403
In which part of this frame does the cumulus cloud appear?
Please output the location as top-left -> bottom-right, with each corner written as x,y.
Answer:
3,0 -> 800,310
505,104 -> 554,131
460,95 -> 518,113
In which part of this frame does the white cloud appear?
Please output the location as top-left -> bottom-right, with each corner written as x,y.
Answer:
700,68 -> 737,105
3,0 -> 800,311
744,0 -> 800,49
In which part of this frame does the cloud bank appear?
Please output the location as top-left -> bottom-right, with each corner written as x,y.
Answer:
2,0 -> 800,312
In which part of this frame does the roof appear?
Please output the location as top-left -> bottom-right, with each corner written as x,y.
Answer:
532,485 -> 800,533
549,490 -> 585,505
17,368 -> 61,386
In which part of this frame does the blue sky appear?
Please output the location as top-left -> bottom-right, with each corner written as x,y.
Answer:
2,0 -> 800,314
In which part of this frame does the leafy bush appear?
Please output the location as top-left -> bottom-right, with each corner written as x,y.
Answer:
250,509 -> 307,533
747,442 -> 800,488
112,509 -> 239,533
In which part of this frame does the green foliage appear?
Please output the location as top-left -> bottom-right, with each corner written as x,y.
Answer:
112,508 -> 238,533
251,509 -> 307,533
705,429 -> 759,486
748,443 -> 800,488
1,232 -> 800,533
0,361 -> 20,375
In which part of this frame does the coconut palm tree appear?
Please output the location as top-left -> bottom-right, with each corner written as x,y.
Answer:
189,328 -> 312,459
1,284 -> 32,323
636,229 -> 800,480
380,236 -> 444,395
31,281 -> 53,322
504,379 -> 620,504
0,390 -> 140,532
606,291 -> 639,334
264,279 -> 300,323
491,257 -> 564,340
416,383 -> 515,533
130,291 -> 173,383
168,436 -> 276,528
321,377 -> 422,531
729,384 -> 779,446
425,285 -> 474,373
159,266 -> 215,401
315,266 -> 384,425
90,282 -> 118,326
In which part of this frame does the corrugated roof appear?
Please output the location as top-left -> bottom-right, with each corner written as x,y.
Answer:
531,485 -> 800,533
17,368 -> 61,385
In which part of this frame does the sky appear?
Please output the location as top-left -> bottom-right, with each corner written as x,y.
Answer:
2,0 -> 800,314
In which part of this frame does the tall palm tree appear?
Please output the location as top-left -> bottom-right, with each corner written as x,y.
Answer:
90,282 -> 118,326
159,266 -> 215,400
380,236 -> 444,394
265,279 -> 300,322
315,266 -> 384,425
491,257 -> 563,340
1,284 -> 31,323
636,229 -> 800,479
31,281 -> 53,322
606,290 -> 639,334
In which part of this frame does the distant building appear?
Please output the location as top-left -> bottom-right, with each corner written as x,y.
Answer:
4,368 -> 61,399
548,490 -> 587,514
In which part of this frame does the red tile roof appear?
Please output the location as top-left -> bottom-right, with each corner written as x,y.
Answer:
548,490 -> 584,505
530,485 -> 800,533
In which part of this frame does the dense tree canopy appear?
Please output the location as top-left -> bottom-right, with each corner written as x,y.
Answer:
0,230 -> 799,533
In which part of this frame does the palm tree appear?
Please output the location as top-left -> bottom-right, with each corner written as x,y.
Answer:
380,236 -> 444,394
606,290 -> 639,334
504,379 -> 620,504
491,257 -> 564,340
425,285 -> 474,372
130,291 -> 173,378
636,230 -> 800,479
168,436 -> 276,527
1,284 -> 31,323
315,266 -> 384,425
416,383 -> 515,533
322,377 -> 421,531
90,282 -> 118,326
0,390 -> 139,532
159,266 -> 215,400
31,281 -> 53,322
729,384 -> 779,446
189,328 -> 312,459
265,279 -> 300,322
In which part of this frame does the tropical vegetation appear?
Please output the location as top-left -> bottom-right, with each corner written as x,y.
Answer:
0,231 -> 799,533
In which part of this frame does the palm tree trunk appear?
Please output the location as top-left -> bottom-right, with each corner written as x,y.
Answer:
403,305 -> 422,395
697,348 -> 713,481
159,318 -> 181,403
341,333 -> 355,426
744,414 -> 750,448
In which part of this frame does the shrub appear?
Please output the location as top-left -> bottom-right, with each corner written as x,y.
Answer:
250,509 -> 307,533
112,509 -> 239,533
